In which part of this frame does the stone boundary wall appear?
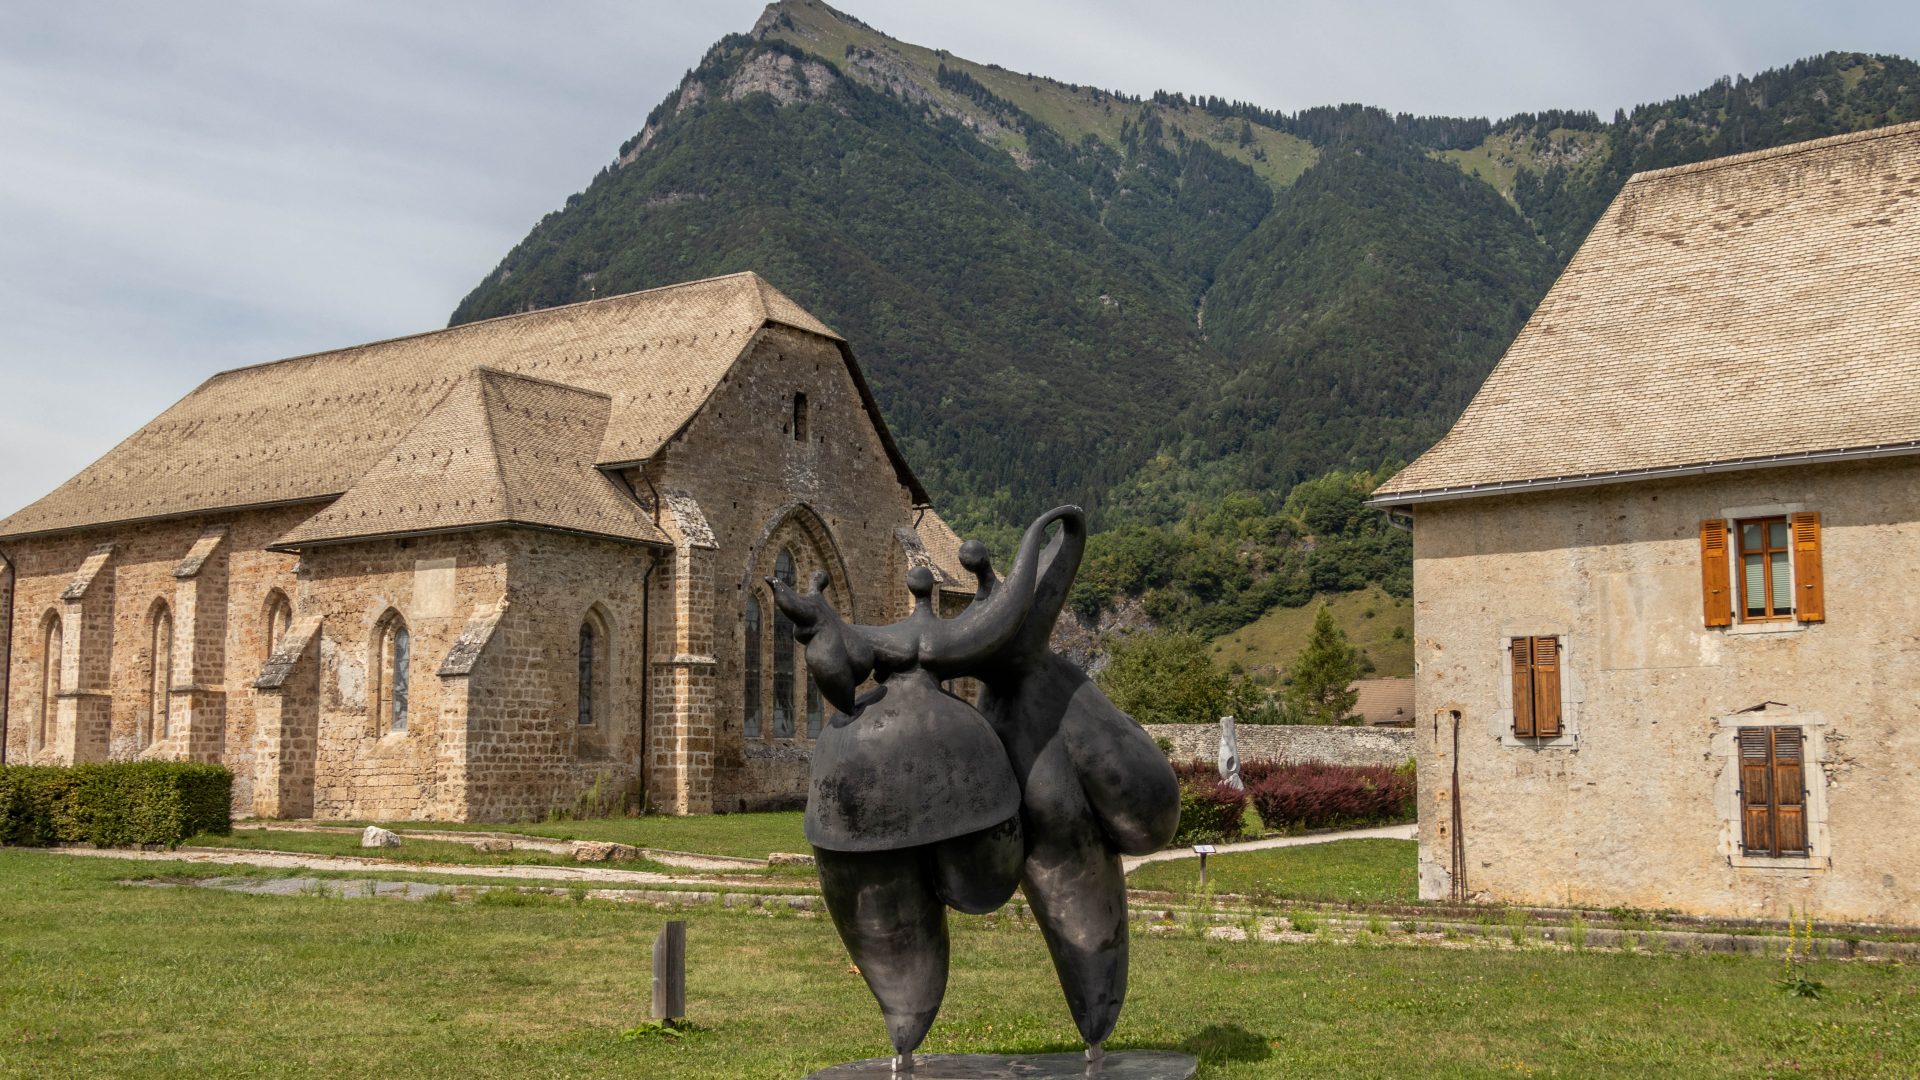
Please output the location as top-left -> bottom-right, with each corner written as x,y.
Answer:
1145,724 -> 1415,770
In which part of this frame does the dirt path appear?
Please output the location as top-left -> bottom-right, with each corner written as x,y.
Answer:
1122,822 -> 1416,870
47,845 -> 777,888
255,823 -> 766,872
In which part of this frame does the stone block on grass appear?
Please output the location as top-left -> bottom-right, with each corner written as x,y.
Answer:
360,826 -> 401,848
573,841 -> 639,862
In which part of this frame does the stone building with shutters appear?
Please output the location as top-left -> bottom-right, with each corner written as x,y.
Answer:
0,272 -> 975,821
1370,123 -> 1920,925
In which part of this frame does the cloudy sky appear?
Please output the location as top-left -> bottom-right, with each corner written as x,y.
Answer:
2,1 -> 1915,516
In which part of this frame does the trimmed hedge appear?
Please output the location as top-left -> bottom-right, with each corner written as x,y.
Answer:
0,762 -> 232,848
1248,762 -> 1415,833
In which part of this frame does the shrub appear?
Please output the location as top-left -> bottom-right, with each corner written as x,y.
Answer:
0,762 -> 232,848
1248,762 -> 1415,833
1172,774 -> 1247,846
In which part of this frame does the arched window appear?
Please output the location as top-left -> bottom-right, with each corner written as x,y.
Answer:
578,619 -> 597,726
264,590 -> 292,661
771,549 -> 797,737
792,392 -> 809,442
38,612 -> 61,749
374,614 -> 410,734
743,594 -> 762,739
149,602 -> 173,745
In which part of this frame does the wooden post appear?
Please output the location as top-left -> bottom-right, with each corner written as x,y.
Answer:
652,920 -> 686,1024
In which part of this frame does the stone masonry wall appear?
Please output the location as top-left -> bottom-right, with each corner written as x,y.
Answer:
453,531 -> 658,823
1411,458 -> 1920,924
0,506 -> 305,812
296,530 -> 509,821
633,325 -> 926,813
1145,723 -> 1416,770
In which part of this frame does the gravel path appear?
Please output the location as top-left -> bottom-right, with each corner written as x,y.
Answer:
47,845 -> 772,887
1122,822 -> 1416,870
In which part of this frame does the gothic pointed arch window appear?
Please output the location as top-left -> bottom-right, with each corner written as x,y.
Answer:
578,610 -> 611,728
263,590 -> 293,662
38,611 -> 61,751
148,601 -> 173,745
743,593 -> 763,739
373,612 -> 411,734
771,549 -> 797,738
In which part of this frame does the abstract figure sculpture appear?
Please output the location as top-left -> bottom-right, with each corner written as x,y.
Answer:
772,507 -> 1185,1076
1217,715 -> 1244,793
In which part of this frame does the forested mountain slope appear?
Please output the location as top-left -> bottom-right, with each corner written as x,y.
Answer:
452,0 -> 1920,537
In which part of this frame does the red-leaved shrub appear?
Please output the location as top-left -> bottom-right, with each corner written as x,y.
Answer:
1248,763 -> 1415,833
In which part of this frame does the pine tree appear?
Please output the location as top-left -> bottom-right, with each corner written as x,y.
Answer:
1283,605 -> 1362,725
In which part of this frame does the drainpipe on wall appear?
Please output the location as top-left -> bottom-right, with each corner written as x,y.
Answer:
638,554 -> 656,811
1448,709 -> 1466,903
0,547 -> 11,764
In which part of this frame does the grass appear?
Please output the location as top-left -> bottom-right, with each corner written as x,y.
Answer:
766,0 -> 1317,190
1437,127 -> 1610,201
3,848 -> 1917,1078
294,810 -> 812,861
1127,840 -> 1419,906
1211,586 -> 1413,682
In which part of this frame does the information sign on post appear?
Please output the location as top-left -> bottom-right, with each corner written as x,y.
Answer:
1192,844 -> 1216,890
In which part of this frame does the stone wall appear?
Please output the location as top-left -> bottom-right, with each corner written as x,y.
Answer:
633,325 -> 929,813
1145,723 -> 1415,770
459,531 -> 658,822
1410,457 -> 1920,924
0,506 -> 306,803
297,529 -> 512,821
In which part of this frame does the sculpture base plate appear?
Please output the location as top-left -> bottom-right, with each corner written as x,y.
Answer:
805,1050 -> 1198,1079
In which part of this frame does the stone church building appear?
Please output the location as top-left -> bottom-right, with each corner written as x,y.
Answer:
1372,123 -> 1920,925
0,272 -> 974,821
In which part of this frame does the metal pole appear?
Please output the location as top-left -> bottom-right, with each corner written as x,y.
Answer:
651,920 -> 686,1024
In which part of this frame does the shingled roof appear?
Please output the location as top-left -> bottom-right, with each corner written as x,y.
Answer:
271,368 -> 669,549
0,272 -> 928,540
1373,121 -> 1920,506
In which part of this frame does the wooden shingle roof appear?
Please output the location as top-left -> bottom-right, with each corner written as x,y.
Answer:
271,368 -> 669,549
0,272 -> 927,539
1374,121 -> 1920,506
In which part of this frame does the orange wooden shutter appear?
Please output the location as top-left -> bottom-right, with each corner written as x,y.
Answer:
1531,637 -> 1562,738
1790,512 -> 1824,623
1510,637 -> 1536,738
1772,727 -> 1807,854
1738,727 -> 1773,854
1700,519 -> 1732,627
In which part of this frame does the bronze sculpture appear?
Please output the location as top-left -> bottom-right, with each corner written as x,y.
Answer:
772,507 -> 1186,1077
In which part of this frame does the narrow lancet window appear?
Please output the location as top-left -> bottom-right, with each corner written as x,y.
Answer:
772,549 -> 797,737
744,594 -> 763,738
150,604 -> 173,743
579,621 -> 597,726
376,615 -> 410,734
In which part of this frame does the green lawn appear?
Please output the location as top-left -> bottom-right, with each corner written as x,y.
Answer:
3,849 -> 1915,1078
1128,840 -> 1419,906
326,811 -> 811,861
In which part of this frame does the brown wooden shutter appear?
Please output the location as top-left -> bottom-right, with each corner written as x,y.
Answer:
1772,727 -> 1808,854
1531,637 -> 1562,738
1510,637 -> 1536,738
1700,519 -> 1732,627
1790,512 -> 1824,623
1738,727 -> 1774,855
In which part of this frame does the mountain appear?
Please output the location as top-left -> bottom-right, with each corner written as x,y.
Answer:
451,0 -> 1920,534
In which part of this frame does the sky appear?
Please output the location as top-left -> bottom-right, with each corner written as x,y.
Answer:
2,0 -> 1916,517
